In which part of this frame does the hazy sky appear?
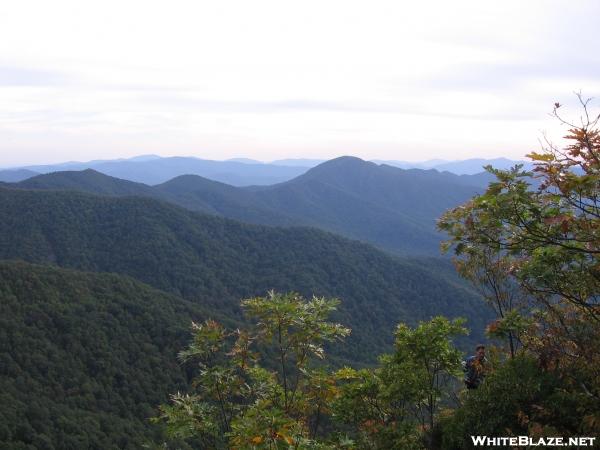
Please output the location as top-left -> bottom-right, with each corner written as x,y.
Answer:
1,0 -> 600,167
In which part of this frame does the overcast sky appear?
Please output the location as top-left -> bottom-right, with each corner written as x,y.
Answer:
1,0 -> 599,167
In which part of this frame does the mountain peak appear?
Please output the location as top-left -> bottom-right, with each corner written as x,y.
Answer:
17,168 -> 153,196
323,155 -> 370,165
303,156 -> 377,175
80,168 -> 104,175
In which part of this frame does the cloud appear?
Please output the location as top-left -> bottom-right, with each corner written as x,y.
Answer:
420,60 -> 600,94
1,0 -> 600,164
0,66 -> 69,86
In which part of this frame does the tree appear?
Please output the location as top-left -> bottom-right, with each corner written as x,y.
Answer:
391,317 -> 467,447
440,94 -> 600,322
437,96 -> 600,439
439,225 -> 528,358
154,291 -> 350,449
436,354 -> 582,449
332,317 -> 467,449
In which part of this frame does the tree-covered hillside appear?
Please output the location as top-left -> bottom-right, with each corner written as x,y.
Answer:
0,187 -> 490,362
153,174 -> 293,225
15,156 -> 487,255
17,169 -> 293,225
0,261 -> 230,450
18,168 -> 156,197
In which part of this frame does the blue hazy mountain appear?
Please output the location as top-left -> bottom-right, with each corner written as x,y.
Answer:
6,154 -> 530,186
15,156 -> 490,255
432,157 -> 533,174
250,157 -> 486,254
226,157 -> 264,164
371,159 -> 449,169
0,168 -> 39,182
270,158 -> 326,167
16,155 -> 308,186
377,157 -> 531,174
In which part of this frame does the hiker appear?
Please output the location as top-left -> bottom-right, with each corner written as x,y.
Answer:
462,344 -> 487,389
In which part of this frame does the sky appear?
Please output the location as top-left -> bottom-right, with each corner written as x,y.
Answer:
1,0 -> 600,167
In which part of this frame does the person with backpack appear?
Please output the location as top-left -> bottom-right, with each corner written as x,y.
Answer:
462,344 -> 487,389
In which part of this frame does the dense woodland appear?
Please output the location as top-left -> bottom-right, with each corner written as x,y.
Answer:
0,262 -> 226,449
0,187 -> 489,363
0,179 -> 490,448
1,103 -> 599,448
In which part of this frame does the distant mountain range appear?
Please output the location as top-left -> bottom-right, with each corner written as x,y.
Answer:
227,157 -> 532,174
0,168 -> 40,182
12,156 -> 494,255
1,156 -> 308,186
372,157 -> 533,174
0,154 -> 531,184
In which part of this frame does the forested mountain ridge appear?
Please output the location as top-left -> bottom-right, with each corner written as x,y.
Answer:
17,168 -> 156,197
0,260 -> 229,449
251,156 -> 485,254
0,187 -> 490,362
17,168 -> 291,224
271,156 -> 483,224
153,174 -> 294,225
13,156 -> 488,255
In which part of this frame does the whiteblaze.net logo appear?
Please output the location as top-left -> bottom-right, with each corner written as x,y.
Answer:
471,436 -> 597,447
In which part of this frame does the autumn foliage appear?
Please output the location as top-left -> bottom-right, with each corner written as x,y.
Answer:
438,95 -> 600,445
